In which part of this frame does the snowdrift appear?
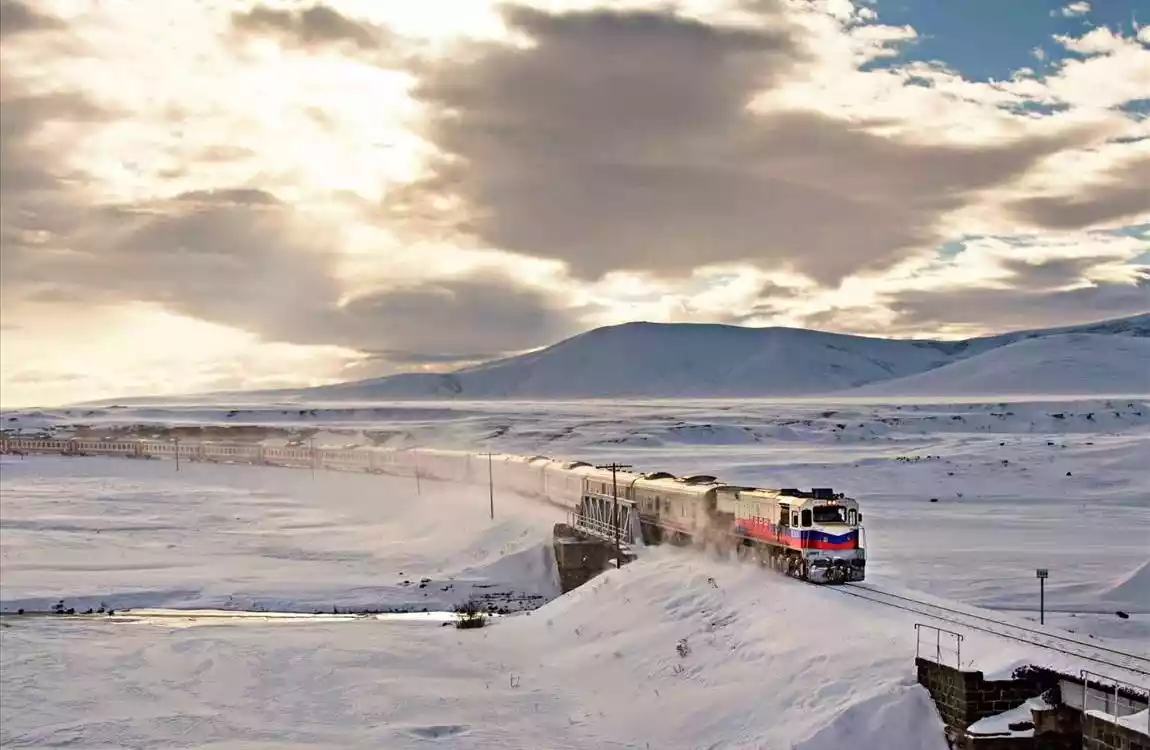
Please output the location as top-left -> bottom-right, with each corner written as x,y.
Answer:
845,334 -> 1150,397
494,548 -> 951,750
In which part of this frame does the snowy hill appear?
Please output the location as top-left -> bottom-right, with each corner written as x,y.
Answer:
287,313 -> 1149,400
842,333 -> 1150,397
305,322 -> 956,399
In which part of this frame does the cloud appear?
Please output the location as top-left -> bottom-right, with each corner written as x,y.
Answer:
0,2 -> 575,382
886,272 -> 1149,335
3,179 -> 579,366
231,3 -> 387,51
330,273 -> 581,362
386,4 -> 1093,285
0,0 -> 60,37
1057,2 -> 1091,18
1007,156 -> 1150,229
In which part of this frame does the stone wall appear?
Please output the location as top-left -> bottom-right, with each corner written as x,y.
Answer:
552,524 -> 612,593
917,657 -> 1148,750
917,658 -> 1055,736
1083,712 -> 1149,750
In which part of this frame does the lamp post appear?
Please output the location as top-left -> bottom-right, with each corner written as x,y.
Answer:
1036,568 -> 1048,625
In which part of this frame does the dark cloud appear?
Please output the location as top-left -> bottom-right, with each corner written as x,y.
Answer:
717,280 -> 805,324
884,263 -> 1150,333
0,0 -> 61,37
998,256 -> 1106,285
328,274 -> 579,356
385,4 -> 1088,285
231,3 -> 386,51
171,187 -> 283,207
0,61 -> 117,313
3,182 -> 580,365
1008,157 -> 1150,230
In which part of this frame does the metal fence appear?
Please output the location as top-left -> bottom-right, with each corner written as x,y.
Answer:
914,622 -> 964,669
1080,670 -> 1150,730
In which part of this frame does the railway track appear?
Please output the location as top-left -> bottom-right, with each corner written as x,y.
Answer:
831,583 -> 1150,679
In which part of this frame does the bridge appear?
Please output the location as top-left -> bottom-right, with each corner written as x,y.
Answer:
567,490 -> 645,555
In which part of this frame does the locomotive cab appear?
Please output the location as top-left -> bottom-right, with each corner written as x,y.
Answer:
802,496 -> 866,583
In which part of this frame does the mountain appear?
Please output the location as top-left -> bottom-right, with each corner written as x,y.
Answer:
843,333 -> 1150,397
286,312 -> 1150,401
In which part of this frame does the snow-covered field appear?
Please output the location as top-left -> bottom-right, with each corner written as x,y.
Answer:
2,397 -> 1148,748
0,457 -> 562,616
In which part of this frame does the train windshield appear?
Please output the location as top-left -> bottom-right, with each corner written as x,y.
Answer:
812,505 -> 848,524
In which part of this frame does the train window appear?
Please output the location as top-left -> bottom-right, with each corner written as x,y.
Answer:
791,512 -> 799,527
848,509 -> 857,526
801,509 -> 812,527
812,506 -> 847,524
778,506 -> 789,526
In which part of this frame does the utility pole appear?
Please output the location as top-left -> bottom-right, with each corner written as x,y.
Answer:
1036,568 -> 1048,625
174,436 -> 180,472
488,451 -> 494,520
309,436 -> 315,480
596,462 -> 632,569
413,448 -> 421,495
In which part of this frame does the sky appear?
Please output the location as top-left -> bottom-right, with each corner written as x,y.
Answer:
1,0 -> 1148,407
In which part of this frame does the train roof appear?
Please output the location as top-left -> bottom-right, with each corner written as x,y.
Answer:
538,454 -> 858,504
571,464 -> 644,485
737,488 -> 857,505
633,474 -> 748,496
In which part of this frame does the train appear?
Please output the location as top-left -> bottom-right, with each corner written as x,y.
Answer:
0,437 -> 867,584
567,463 -> 867,584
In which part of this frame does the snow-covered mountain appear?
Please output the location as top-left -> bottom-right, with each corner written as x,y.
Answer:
281,312 -> 1150,400
844,333 -> 1150,397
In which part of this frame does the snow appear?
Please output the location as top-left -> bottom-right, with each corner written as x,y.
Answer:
0,456 -> 561,614
1086,708 -> 1150,737
2,393 -> 1149,748
1117,709 -> 1150,735
846,333 -> 1150,398
2,544 -> 965,750
966,696 -> 1051,737
961,699 -> 1053,736
1100,560 -> 1150,607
